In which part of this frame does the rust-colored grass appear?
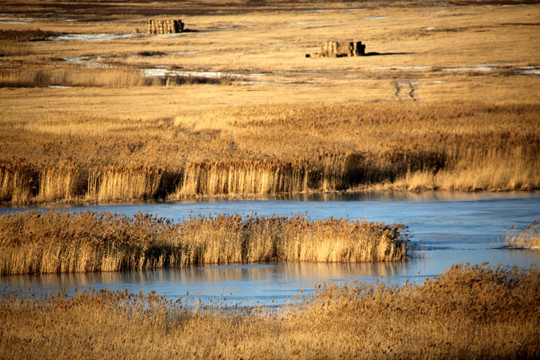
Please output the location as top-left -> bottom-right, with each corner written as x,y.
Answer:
1,263 -> 538,359
0,210 -> 408,275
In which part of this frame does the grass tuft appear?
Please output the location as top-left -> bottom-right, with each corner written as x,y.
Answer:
504,220 -> 540,250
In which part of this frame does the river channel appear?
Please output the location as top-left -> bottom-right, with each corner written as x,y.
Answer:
1,192 -> 539,307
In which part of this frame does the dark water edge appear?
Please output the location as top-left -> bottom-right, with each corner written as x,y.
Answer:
1,190 -> 539,212
1,191 -> 539,307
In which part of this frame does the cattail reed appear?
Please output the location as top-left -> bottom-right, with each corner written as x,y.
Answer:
87,166 -> 163,201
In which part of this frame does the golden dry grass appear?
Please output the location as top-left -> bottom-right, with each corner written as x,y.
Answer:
1,263 -> 538,359
0,0 -> 539,203
1,101 -> 539,202
0,210 -> 408,275
0,66 -> 149,87
1,2 -> 538,358
504,220 -> 540,250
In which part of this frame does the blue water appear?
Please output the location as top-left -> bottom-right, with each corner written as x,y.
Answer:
1,192 -> 539,306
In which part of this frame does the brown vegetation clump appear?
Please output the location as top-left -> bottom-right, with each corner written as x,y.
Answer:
504,220 -> 540,251
0,264 -> 538,359
0,210 -> 408,275
0,29 -> 60,42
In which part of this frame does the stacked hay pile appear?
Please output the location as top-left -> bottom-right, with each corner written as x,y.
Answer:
146,20 -> 184,34
307,41 -> 366,58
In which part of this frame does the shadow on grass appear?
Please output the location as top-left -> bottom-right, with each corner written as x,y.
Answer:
364,52 -> 415,56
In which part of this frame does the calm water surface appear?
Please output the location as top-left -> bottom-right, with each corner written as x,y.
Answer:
1,192 -> 539,306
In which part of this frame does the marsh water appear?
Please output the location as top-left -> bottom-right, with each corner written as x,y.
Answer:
1,192 -> 539,306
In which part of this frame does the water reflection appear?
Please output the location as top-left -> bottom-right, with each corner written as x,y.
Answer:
1,192 -> 539,306
3,248 -> 538,307
2,262 -> 407,290
1,191 -> 538,215
1,262 -> 415,306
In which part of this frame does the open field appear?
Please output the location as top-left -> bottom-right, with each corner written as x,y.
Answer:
0,0 -> 539,203
1,263 -> 538,359
0,210 -> 408,275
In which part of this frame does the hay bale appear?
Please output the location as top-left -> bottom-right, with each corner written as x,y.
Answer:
354,41 -> 366,56
145,19 -> 184,34
331,41 -> 338,55
310,40 -> 367,58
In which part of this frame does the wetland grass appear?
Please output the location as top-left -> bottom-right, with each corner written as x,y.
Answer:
0,0 -> 538,203
0,210 -> 408,275
0,2 -> 538,358
1,263 -> 538,359
1,102 -> 539,203
504,220 -> 540,251
0,66 -> 149,88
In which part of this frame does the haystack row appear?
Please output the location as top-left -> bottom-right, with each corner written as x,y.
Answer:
308,41 -> 366,58
146,19 -> 184,34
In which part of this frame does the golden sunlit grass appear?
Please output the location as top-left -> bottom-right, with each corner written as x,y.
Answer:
0,40 -> 30,57
1,1 -> 538,358
1,263 -> 538,359
1,101 -> 538,202
504,220 -> 540,251
0,66 -> 148,87
0,210 -> 408,275
0,0 -> 539,204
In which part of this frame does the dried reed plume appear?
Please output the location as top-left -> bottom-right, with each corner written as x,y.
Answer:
0,210 -> 408,275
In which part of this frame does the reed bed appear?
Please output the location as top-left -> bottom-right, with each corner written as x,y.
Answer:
0,67 -> 148,88
1,102 -> 539,203
0,40 -> 31,57
0,210 -> 408,275
504,220 -> 540,251
1,263 -> 538,359
0,67 -> 237,88
87,165 -> 163,201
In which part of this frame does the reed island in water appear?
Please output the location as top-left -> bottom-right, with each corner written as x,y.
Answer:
0,210 -> 408,275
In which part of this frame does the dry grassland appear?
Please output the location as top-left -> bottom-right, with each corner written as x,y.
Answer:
1,0 -> 539,203
1,263 -> 538,359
